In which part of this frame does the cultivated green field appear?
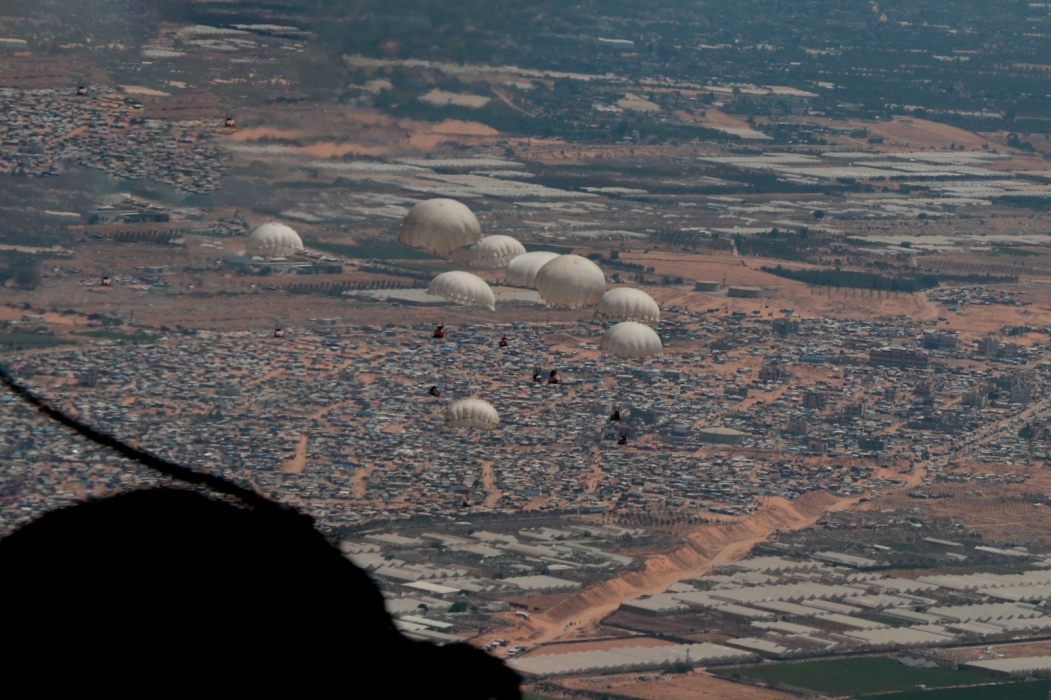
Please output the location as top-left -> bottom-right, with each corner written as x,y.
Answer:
0,332 -> 67,349
78,330 -> 158,343
732,658 -> 1000,696
524,244 -> 574,255
996,247 -> 1044,257
871,679 -> 1051,700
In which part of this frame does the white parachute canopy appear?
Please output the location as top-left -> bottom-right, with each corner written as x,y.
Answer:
599,321 -> 663,359
467,235 -> 526,269
534,254 -> 606,308
594,287 -> 660,324
504,251 -> 560,288
246,222 -> 303,258
444,399 -> 500,429
399,198 -> 482,257
427,271 -> 495,311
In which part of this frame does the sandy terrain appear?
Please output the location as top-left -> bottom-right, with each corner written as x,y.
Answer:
219,103 -> 502,158
522,637 -> 676,657
481,460 -> 502,506
281,434 -> 309,474
431,119 -> 499,136
867,116 -> 991,150
799,115 -> 992,151
482,490 -> 855,648
675,108 -> 757,133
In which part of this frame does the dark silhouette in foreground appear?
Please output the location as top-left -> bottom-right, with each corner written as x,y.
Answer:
0,368 -> 520,697
1,489 -> 519,696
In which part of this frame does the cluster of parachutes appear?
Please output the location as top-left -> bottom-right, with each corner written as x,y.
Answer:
402,198 -> 664,361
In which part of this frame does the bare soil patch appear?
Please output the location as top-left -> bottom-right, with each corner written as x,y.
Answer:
482,491 -> 848,648
559,670 -> 797,700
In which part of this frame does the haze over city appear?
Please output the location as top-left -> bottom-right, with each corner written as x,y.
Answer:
4,0 -> 1051,697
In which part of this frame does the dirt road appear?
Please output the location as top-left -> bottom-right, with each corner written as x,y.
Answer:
485,490 -> 851,647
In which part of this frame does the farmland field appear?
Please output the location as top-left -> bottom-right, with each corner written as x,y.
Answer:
77,330 -> 158,343
870,679 -> 1051,700
524,245 -> 574,255
0,332 -> 67,349
731,658 -> 1002,696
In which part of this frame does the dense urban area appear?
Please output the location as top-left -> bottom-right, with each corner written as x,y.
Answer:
5,0 -> 1051,697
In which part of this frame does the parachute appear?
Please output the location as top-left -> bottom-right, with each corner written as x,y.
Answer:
444,399 -> 500,430
246,223 -> 303,258
427,271 -> 495,311
598,321 -> 663,359
467,236 -> 526,269
534,255 -> 606,308
504,251 -> 560,288
594,287 -> 660,324
399,199 -> 482,257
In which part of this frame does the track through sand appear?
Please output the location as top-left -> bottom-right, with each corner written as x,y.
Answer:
281,399 -> 356,474
281,434 -> 309,474
489,490 -> 852,646
481,460 -> 502,506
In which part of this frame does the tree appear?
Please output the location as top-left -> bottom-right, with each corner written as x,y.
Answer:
813,210 -> 825,220
449,601 -> 468,613
14,266 -> 40,289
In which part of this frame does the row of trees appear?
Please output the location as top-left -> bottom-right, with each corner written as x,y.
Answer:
285,279 -> 426,295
